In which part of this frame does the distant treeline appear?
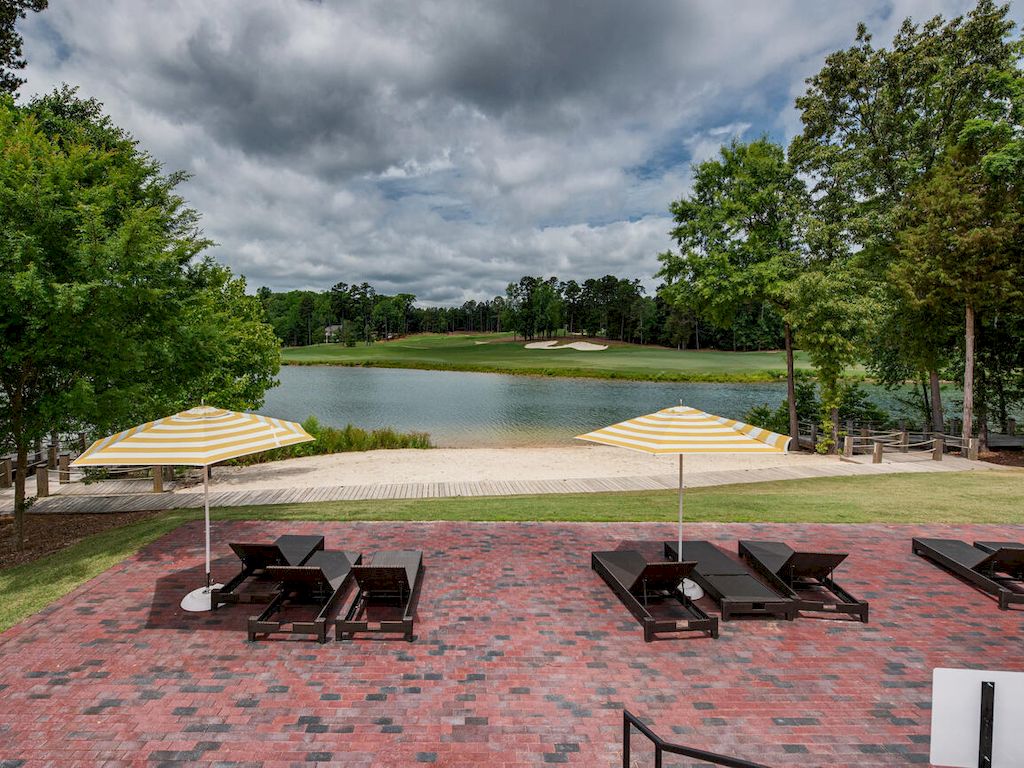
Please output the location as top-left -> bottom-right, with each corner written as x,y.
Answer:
256,276 -> 786,351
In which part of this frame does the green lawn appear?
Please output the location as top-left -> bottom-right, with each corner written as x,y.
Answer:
2,470 -> 1021,633
280,333 -> 826,382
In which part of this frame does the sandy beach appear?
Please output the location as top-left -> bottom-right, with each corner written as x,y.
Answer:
205,444 -> 841,491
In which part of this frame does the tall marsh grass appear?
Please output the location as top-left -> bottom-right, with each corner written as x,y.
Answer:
230,416 -> 432,466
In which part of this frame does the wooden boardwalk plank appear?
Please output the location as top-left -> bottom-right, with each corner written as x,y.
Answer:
3,455 -> 996,517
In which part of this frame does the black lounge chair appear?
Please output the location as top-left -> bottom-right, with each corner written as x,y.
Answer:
591,550 -> 718,641
973,540 -> 1024,572
738,540 -> 868,622
913,538 -> 1024,610
664,540 -> 794,621
336,550 -> 423,642
247,550 -> 361,643
211,534 -> 325,609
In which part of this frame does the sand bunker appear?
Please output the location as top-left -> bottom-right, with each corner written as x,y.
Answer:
523,340 -> 608,351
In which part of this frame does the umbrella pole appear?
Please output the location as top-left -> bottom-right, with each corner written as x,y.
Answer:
204,467 -> 211,590
677,453 -> 684,562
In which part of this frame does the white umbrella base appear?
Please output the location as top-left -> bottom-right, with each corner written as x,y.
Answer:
180,584 -> 224,612
682,578 -> 704,600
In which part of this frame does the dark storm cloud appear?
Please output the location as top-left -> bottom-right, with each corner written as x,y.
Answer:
18,1 -> 1007,305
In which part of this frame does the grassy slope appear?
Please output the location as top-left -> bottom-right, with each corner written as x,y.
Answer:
2,470 -> 1021,632
280,333 -> 824,382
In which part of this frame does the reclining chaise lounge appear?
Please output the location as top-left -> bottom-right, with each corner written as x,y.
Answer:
738,540 -> 868,622
212,534 -> 325,609
591,550 -> 718,641
913,538 -> 1024,610
336,550 -> 423,642
664,540 -> 794,621
247,550 -> 361,643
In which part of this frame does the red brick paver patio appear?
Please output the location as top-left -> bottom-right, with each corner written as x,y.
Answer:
1,521 -> 1022,767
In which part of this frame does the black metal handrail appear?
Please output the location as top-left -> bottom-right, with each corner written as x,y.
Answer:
623,710 -> 772,768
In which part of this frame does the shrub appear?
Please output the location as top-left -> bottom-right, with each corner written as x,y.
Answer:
228,416 -> 432,466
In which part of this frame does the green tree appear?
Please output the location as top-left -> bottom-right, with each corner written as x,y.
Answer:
0,89 -> 278,547
297,294 -> 314,346
790,0 -> 1020,429
787,268 -> 876,451
0,0 -> 46,94
179,261 -> 281,410
894,134 -> 1024,444
658,138 -> 808,442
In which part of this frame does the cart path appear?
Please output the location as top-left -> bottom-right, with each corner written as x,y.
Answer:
4,453 -> 993,515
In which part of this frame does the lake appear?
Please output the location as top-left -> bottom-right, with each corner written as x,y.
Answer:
262,366 -> 919,447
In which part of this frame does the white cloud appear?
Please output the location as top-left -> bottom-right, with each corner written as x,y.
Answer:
16,0 -> 1015,304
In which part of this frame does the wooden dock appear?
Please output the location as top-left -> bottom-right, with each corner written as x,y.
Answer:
0,454 -> 993,516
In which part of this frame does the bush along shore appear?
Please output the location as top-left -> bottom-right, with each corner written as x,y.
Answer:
229,417 -> 432,466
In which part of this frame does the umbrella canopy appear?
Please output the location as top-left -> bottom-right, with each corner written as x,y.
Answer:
576,405 -> 790,594
574,405 -> 790,455
73,406 -> 314,467
73,406 -> 314,611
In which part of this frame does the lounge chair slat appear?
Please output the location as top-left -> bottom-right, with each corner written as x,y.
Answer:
591,550 -> 717,642
336,550 -> 423,642
665,540 -> 794,621
913,538 -> 1024,611
739,539 -> 867,622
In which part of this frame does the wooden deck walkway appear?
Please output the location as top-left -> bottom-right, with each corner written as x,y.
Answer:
1,454 -> 992,516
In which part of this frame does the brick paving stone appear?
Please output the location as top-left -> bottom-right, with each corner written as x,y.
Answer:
0,520 -> 1023,766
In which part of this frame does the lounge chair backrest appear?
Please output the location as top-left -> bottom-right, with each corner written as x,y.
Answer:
977,547 -> 1024,576
777,552 -> 847,581
229,542 -> 286,569
351,566 -> 411,595
273,534 -> 325,566
265,565 -> 332,596
635,562 -> 697,592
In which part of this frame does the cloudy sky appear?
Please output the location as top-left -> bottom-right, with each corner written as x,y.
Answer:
19,1 -> 1015,305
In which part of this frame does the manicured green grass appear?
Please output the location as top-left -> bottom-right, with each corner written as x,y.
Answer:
2,470 -> 1021,633
280,333 -> 826,382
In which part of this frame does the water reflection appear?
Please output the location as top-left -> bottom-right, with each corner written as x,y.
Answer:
262,366 -> 910,447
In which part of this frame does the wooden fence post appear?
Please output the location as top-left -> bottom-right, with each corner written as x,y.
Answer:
872,441 -> 884,464
152,466 -> 163,493
0,458 -> 10,488
59,454 -> 70,484
1007,418 -> 1017,435
967,438 -> 979,461
79,433 -> 88,451
933,438 -> 944,461
810,423 -> 818,450
842,436 -> 854,458
47,445 -> 58,469
35,463 -> 49,497
900,430 -> 909,453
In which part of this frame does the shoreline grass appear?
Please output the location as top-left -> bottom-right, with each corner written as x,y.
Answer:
280,356 -> 801,383
2,469 -> 1021,633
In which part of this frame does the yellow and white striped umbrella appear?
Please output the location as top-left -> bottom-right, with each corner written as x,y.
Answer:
577,406 -> 791,575
575,405 -> 790,455
73,406 -> 314,612
73,406 -> 313,467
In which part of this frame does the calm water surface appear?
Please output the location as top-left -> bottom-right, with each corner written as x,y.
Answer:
262,366 -> 915,447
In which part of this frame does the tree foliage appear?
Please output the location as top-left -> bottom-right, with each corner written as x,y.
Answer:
0,0 -> 46,94
658,137 -> 809,440
790,0 -> 1024,440
0,88 -> 279,547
